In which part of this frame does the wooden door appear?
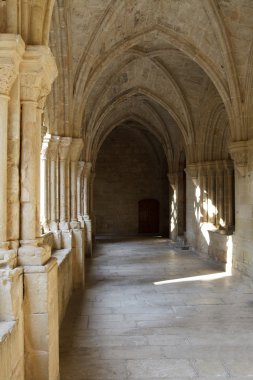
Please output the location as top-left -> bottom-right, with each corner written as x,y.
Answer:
138,199 -> 160,233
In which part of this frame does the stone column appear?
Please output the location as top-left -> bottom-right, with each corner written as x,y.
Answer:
77,161 -> 85,223
58,137 -> 72,231
70,138 -> 84,229
167,173 -> 178,241
83,162 -> 93,256
19,46 -> 57,264
89,170 -> 96,241
224,160 -> 234,233
40,134 -> 51,233
216,162 -> 225,228
199,165 -> 208,223
0,35 -> 24,268
207,163 -> 216,225
48,136 -> 60,233
19,46 -> 59,380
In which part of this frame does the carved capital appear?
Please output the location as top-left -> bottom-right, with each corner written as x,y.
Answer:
185,164 -> 199,186
20,45 -> 57,104
48,136 -> 60,161
167,173 -> 177,191
0,35 -> 25,95
77,161 -> 85,178
70,138 -> 84,162
83,162 -> 92,177
59,137 -> 72,160
229,141 -> 248,177
41,133 -> 52,159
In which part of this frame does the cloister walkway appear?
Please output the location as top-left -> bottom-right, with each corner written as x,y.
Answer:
59,237 -> 253,379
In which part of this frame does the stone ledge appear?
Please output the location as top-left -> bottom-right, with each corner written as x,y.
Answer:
52,248 -> 72,267
23,257 -> 57,274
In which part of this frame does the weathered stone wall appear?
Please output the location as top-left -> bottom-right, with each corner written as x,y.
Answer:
94,126 -> 169,236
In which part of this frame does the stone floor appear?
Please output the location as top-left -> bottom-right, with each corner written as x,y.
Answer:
59,237 -> 253,379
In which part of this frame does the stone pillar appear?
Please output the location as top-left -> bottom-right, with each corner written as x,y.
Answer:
0,35 -> 24,268
70,138 -> 84,229
83,162 -> 93,257
48,136 -> 60,233
19,46 -> 59,380
77,161 -> 85,223
58,137 -> 72,231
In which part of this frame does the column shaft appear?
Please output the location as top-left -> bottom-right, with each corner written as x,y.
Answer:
0,95 -> 9,247
20,101 -> 39,241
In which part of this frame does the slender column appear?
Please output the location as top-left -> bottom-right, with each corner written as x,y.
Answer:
7,78 -> 20,251
89,170 -> 96,239
216,162 -> 225,228
59,137 -> 72,231
207,163 -> 216,225
77,161 -> 85,222
199,165 -> 208,222
40,134 -> 51,233
83,162 -> 92,256
167,173 -> 178,241
0,35 -> 24,268
48,137 -> 60,232
70,138 -> 84,229
224,160 -> 234,232
83,162 -> 92,216
0,94 -> 11,248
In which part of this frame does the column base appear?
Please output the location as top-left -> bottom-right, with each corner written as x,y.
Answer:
42,222 -> 50,234
49,221 -> 59,232
18,240 -> 51,266
59,221 -> 70,231
70,220 -> 81,230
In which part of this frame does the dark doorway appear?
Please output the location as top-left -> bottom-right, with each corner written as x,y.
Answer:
138,199 -> 160,233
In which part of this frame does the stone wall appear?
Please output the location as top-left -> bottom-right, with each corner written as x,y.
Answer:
0,268 -> 24,380
94,126 -> 169,236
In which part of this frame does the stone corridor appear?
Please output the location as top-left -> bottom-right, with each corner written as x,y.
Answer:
59,238 -> 253,380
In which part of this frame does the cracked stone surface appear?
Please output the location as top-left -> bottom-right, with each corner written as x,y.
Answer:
59,237 -> 253,379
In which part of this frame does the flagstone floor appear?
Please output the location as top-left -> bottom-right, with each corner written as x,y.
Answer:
60,237 -> 253,379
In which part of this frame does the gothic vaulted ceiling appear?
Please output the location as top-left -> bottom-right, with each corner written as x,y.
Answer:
47,0 -> 253,168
